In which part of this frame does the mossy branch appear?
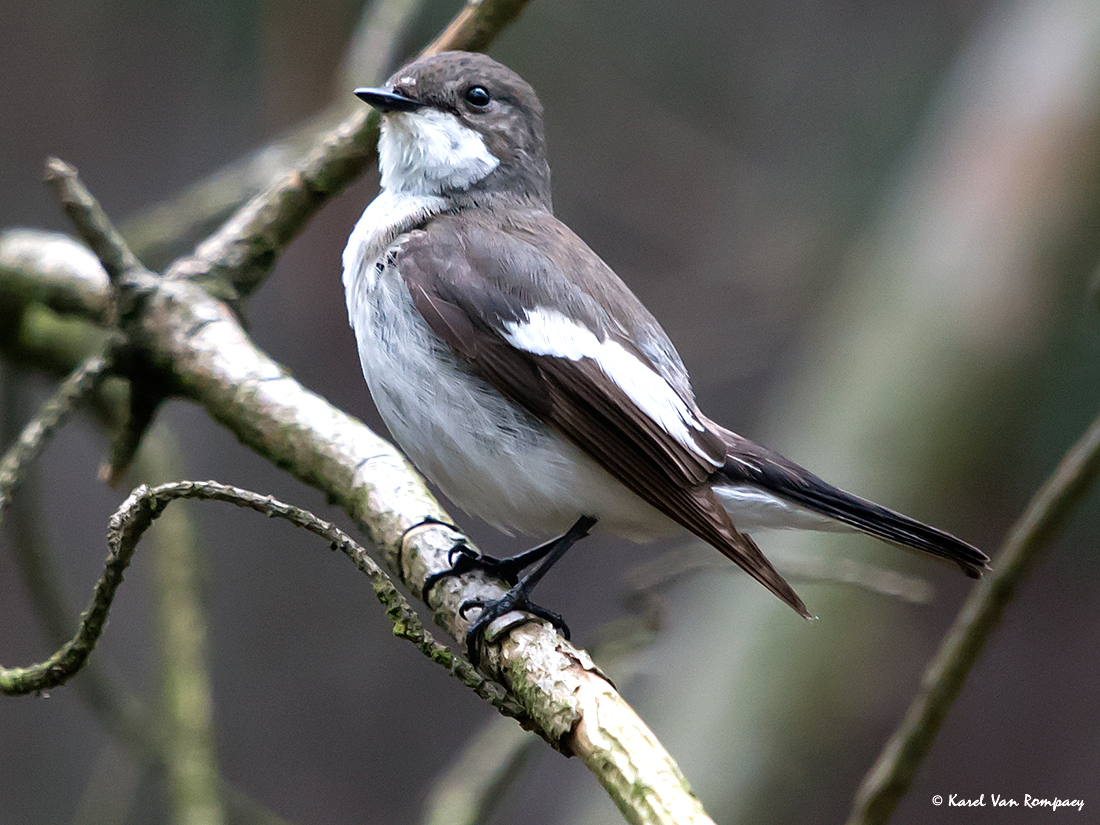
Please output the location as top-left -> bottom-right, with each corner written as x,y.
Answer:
0,480 -> 527,724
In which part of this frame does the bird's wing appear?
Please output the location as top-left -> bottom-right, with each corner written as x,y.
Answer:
394,214 -> 810,617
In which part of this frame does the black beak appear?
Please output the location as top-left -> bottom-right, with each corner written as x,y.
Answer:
354,87 -> 423,113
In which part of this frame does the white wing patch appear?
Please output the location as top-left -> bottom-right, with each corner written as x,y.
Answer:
379,108 -> 500,195
503,307 -> 720,467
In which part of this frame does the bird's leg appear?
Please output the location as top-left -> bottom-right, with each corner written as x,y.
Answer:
422,530 -> 565,601
455,515 -> 597,664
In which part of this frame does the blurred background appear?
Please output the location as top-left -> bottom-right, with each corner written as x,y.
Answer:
2,0 -> 1099,823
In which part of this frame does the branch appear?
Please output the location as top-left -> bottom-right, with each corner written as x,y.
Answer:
165,0 -> 534,304
0,351 -> 112,527
0,373 -> 298,824
0,364 -> 151,749
118,0 -> 426,268
39,160 -> 169,483
1,481 -> 524,720
847,408 -> 1100,824
44,158 -> 144,286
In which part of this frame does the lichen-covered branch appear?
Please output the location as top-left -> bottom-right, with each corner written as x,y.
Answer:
0,382 -> 301,824
0,351 -> 112,527
45,158 -> 144,286
1,480 -> 524,725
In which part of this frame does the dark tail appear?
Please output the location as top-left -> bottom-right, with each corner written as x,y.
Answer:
718,432 -> 990,578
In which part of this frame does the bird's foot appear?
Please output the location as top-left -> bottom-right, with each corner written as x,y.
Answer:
458,586 -> 570,665
421,534 -> 565,602
421,542 -> 532,602
421,516 -> 596,666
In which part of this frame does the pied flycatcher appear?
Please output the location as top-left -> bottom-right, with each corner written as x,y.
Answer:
342,51 -> 989,661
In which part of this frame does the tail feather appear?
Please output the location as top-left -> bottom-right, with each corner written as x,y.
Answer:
716,432 -> 990,578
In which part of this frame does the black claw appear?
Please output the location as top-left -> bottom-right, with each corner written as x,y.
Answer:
419,515 -> 596,666
400,516 -> 462,548
457,598 -> 484,619
402,517 -> 467,600
462,591 -> 572,664
421,537 -> 545,602
421,540 -> 481,601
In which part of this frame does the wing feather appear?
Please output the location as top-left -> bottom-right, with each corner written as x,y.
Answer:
398,215 -> 810,617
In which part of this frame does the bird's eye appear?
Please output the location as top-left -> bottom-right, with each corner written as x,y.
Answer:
464,85 -> 491,108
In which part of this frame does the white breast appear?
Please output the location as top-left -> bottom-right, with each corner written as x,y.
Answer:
343,217 -> 680,540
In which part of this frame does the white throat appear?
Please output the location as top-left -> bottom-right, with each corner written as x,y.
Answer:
342,109 -> 501,297
378,108 -> 501,196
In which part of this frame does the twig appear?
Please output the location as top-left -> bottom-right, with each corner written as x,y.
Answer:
0,350 -> 112,527
164,0 -> 534,302
44,158 -> 145,285
0,481 -> 527,723
0,364 -> 295,825
847,409 -> 1100,824
0,363 -> 150,746
119,0 -> 426,268
42,159 -> 174,484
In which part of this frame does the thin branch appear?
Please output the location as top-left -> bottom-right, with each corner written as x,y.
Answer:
0,481 -> 526,723
119,0 -> 426,269
0,486 -> 136,694
847,408 -> 1100,824
42,159 -> 175,484
164,0 -> 534,302
0,363 -> 148,740
0,366 -> 291,824
44,158 -> 145,286
0,350 -> 112,527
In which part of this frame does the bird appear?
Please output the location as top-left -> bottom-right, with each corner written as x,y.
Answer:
341,51 -> 989,663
